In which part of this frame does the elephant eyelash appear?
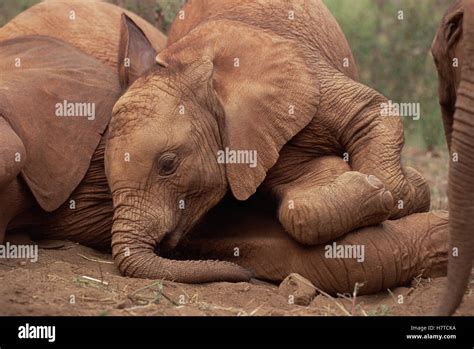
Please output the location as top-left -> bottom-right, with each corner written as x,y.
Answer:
155,153 -> 180,177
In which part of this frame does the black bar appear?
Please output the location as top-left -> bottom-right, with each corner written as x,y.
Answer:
0,316 -> 472,347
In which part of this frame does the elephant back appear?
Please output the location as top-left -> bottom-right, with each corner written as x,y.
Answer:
0,35 -> 120,211
0,0 -> 167,70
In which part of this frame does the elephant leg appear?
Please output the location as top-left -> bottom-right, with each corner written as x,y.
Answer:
349,132 -> 431,220
264,155 -> 393,245
177,208 -> 449,296
316,69 -> 431,220
339,104 -> 431,219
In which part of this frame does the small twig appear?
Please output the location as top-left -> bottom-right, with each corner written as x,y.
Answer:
78,254 -> 114,264
411,273 -> 424,288
249,303 -> 265,316
80,296 -> 115,303
79,275 -> 109,285
387,288 -> 397,304
98,261 -> 104,285
352,282 -> 364,315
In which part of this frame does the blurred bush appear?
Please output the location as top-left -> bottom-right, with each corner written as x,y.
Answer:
108,0 -> 185,31
325,0 -> 451,150
0,0 -> 39,26
0,0 -> 451,150
0,0 -> 185,31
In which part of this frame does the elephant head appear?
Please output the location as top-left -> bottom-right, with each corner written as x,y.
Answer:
105,17 -> 317,282
432,0 -> 474,315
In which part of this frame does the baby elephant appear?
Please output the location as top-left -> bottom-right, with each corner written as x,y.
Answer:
106,0 -> 430,281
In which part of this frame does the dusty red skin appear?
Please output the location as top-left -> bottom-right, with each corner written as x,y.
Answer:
432,0 -> 474,315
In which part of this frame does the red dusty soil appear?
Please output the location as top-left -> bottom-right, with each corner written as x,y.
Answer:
0,239 -> 472,316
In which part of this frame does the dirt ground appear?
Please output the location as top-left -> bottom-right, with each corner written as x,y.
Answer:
0,147 -> 473,316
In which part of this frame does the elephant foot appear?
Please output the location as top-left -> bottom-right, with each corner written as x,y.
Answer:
278,171 -> 393,245
405,166 -> 431,212
410,210 -> 449,278
390,166 -> 431,219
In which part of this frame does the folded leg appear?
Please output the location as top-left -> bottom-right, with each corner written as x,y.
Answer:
264,155 -> 393,245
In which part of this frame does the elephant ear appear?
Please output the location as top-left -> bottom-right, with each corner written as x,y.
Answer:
157,21 -> 320,200
0,35 -> 120,211
118,14 -> 157,89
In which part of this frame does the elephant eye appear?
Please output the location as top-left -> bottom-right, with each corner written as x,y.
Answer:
155,153 -> 179,177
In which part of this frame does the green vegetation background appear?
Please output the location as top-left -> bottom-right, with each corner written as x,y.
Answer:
0,0 -> 452,150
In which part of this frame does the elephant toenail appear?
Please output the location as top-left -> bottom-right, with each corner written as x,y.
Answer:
382,191 -> 394,211
367,175 -> 383,189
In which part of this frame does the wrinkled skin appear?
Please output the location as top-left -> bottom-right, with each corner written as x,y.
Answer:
0,2 -> 166,245
0,0 -> 166,69
0,1 -> 250,281
107,0 -> 430,282
432,0 -> 474,315
171,196 -> 449,296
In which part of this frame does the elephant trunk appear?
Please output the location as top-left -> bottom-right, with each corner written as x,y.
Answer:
110,196 -> 252,283
437,0 -> 474,315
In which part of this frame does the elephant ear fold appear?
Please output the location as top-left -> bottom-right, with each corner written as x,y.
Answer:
186,21 -> 319,200
158,21 -> 320,200
0,36 -> 120,211
118,14 -> 157,89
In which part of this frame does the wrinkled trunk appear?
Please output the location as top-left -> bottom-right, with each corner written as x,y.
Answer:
110,197 -> 252,283
437,3 -> 474,314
